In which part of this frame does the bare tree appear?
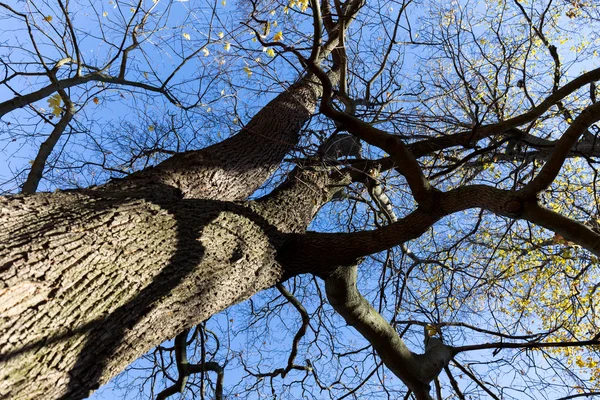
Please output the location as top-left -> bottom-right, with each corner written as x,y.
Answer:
2,1 -> 600,399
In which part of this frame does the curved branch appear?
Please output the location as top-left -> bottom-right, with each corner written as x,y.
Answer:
520,201 -> 600,256
155,329 -> 224,400
324,264 -> 452,400
281,185 -> 600,274
276,283 -> 311,377
305,59 -> 436,209
155,330 -> 191,400
519,101 -> 600,198
308,0 -> 323,63
407,67 -> 600,158
21,92 -> 75,194
0,73 -> 177,118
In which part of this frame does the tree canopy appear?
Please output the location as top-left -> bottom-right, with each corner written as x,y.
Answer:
1,0 -> 600,399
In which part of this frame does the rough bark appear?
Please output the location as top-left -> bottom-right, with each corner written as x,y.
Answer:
0,186 -> 274,399
0,163 -> 348,399
0,66 -> 347,398
282,184 -> 600,272
5,21 -> 600,396
104,74 -> 328,201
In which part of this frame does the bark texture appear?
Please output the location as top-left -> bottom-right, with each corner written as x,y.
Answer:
0,68 -> 347,398
0,164 -> 347,399
0,186 -> 276,399
125,74 -> 327,201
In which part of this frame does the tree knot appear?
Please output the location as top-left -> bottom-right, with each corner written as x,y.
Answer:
503,199 -> 523,216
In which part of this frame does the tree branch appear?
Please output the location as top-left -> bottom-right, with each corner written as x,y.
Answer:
0,73 -> 177,118
324,264 -> 453,400
407,67 -> 600,158
155,329 -> 224,400
21,91 -> 75,194
519,101 -> 600,198
276,283 -> 311,377
453,337 -> 600,354
305,58 -> 437,210
282,185 -> 600,274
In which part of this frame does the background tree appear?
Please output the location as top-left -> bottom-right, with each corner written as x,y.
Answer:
1,0 -> 600,399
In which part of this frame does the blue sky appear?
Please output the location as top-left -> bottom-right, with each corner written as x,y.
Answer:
2,0 -> 600,398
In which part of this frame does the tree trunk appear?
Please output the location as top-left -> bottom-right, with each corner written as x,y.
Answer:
0,163 -> 346,399
127,74 -> 328,201
0,69 -> 345,399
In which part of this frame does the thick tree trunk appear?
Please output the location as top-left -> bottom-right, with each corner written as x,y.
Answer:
0,69 -> 345,399
126,74 -> 328,201
0,164 -> 346,399
0,186 -> 275,399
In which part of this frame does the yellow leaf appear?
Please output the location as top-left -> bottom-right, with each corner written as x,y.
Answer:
47,94 -> 60,107
44,15 -> 53,22
426,325 -> 439,337
218,31 -> 224,39
102,11 -> 108,17
202,48 -> 210,56
224,42 -> 231,51
221,0 -> 226,5
182,33 -> 191,40
47,93 -> 62,116
143,71 -> 149,79
273,31 -> 283,42
243,66 -> 252,77
130,7 -> 135,12
148,125 -> 155,132
266,48 -> 275,57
